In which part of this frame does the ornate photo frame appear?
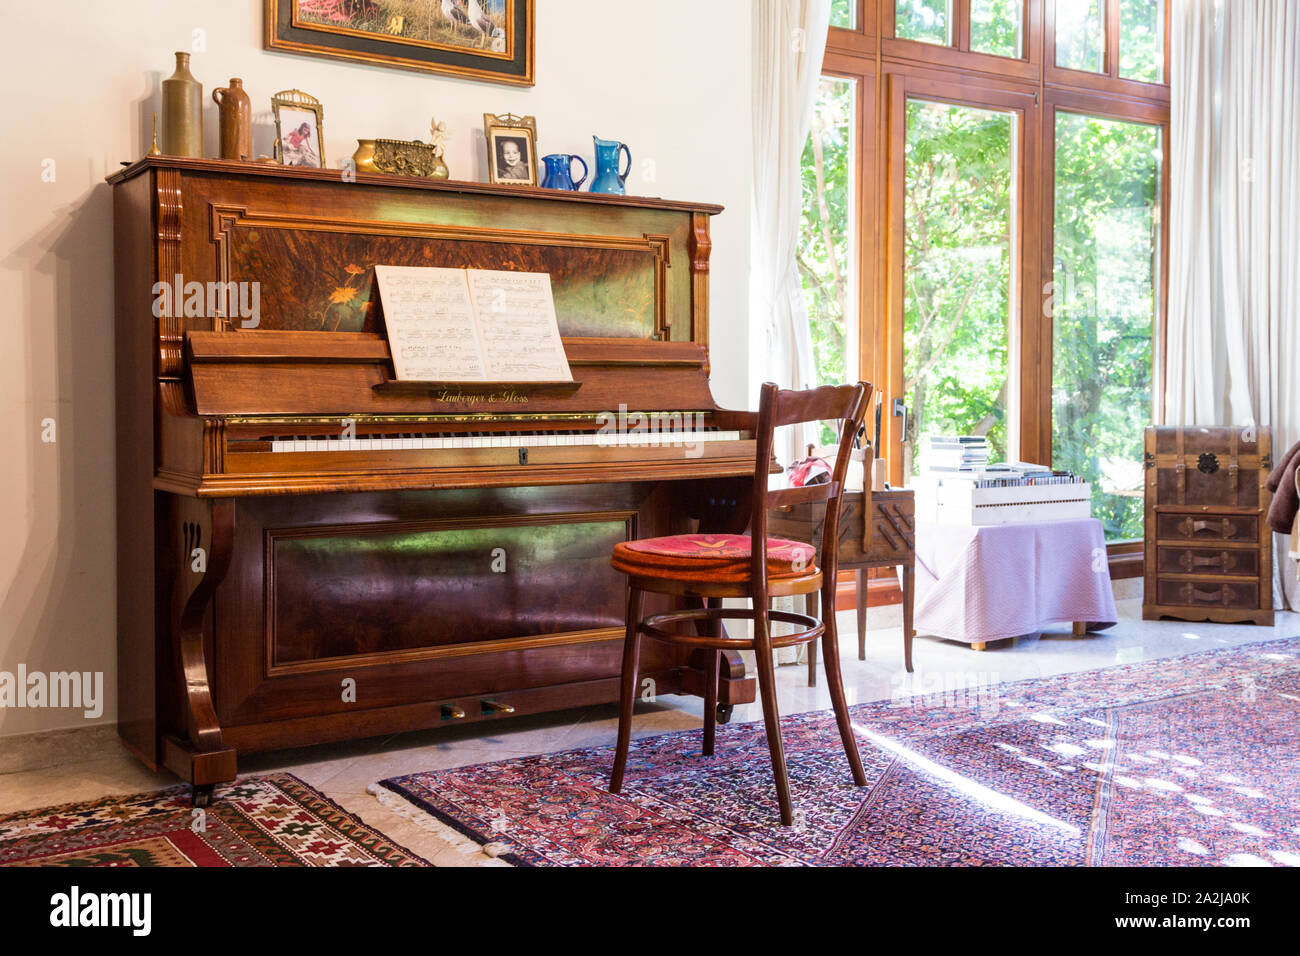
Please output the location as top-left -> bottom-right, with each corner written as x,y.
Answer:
482,113 -> 538,186
271,89 -> 325,168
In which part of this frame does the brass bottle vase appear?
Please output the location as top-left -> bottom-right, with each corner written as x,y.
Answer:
162,52 -> 202,157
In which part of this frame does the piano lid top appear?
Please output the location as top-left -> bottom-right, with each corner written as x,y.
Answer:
106,156 -> 725,217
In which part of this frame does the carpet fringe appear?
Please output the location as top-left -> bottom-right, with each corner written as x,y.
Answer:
366,784 -> 513,867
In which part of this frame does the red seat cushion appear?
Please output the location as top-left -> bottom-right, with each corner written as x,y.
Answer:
611,533 -> 817,583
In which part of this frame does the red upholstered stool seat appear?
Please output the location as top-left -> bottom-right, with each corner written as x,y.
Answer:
611,533 -> 816,583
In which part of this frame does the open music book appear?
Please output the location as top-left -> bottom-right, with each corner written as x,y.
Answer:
374,265 -> 573,383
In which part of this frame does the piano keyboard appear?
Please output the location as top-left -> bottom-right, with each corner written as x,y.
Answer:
269,430 -> 743,453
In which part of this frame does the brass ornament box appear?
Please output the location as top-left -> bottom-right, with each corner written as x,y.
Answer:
370,138 -> 449,179
1142,425 -> 1274,625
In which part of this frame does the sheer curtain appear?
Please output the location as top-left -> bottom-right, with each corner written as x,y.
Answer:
1166,0 -> 1300,608
751,0 -> 832,467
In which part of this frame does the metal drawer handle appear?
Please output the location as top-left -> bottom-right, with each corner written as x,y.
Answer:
1177,550 -> 1235,571
1178,517 -> 1236,538
1180,583 -> 1231,605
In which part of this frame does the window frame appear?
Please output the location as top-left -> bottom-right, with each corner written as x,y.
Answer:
815,0 -> 1169,564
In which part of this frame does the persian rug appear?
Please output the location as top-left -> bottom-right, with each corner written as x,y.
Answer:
0,773 -> 429,867
376,638 -> 1300,866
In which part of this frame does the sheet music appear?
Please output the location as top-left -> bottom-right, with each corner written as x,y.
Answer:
374,265 -> 486,382
466,270 -> 574,382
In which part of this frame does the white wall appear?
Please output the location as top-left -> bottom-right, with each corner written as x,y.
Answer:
0,0 -> 752,737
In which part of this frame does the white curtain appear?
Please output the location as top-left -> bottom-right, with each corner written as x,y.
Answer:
1166,0 -> 1300,609
751,0 -> 832,467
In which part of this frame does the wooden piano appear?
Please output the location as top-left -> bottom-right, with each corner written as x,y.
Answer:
109,157 -> 758,803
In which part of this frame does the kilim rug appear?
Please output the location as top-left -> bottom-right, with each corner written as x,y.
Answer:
376,638 -> 1300,866
0,773 -> 429,866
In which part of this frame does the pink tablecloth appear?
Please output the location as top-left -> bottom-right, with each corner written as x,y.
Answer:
913,518 -> 1119,644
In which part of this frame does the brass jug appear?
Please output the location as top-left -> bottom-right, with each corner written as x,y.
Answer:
212,78 -> 251,161
351,139 -> 378,173
161,52 -> 202,157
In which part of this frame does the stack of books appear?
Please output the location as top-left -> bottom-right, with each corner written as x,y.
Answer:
922,436 -> 990,473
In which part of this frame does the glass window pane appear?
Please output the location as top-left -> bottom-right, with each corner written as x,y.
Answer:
1056,0 -> 1105,72
903,100 -> 1017,476
1119,0 -> 1164,82
830,0 -> 857,30
1052,113 -> 1162,541
971,0 -> 1024,58
800,76 -> 859,420
896,0 -> 951,46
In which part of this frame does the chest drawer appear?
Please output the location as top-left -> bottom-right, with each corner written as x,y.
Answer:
767,490 -> 915,566
1156,546 -> 1260,577
1156,513 -> 1258,543
1155,579 -> 1260,610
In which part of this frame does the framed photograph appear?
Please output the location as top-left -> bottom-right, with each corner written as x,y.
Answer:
483,113 -> 538,186
265,0 -> 534,87
272,89 -> 325,168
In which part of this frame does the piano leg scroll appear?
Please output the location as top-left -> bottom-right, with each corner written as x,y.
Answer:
165,498 -> 238,804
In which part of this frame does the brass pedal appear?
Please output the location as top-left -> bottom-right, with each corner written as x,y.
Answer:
441,704 -> 466,720
481,699 -> 515,716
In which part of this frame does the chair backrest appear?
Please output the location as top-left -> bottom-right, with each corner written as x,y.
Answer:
750,381 -> 874,593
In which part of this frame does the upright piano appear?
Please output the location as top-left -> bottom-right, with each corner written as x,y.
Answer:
109,157 -> 758,803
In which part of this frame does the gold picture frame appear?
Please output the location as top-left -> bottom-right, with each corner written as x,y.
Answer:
483,113 -> 538,186
272,89 -> 325,168
265,0 -> 534,87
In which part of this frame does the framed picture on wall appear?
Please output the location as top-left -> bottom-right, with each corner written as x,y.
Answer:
265,0 -> 534,87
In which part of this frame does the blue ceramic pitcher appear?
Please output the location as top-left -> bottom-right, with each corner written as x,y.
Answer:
540,153 -> 589,191
590,136 -> 632,195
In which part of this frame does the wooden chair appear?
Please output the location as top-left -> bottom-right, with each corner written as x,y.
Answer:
608,381 -> 872,825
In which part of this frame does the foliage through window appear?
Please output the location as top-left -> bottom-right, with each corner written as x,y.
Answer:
896,0 -> 951,45
970,0 -> 1023,58
799,77 -> 858,444
902,100 -> 1016,476
1055,0 -> 1105,72
1052,112 -> 1161,541
800,78 -> 857,391
1119,0 -> 1163,83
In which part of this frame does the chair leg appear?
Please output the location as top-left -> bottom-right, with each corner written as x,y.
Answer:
752,605 -> 794,826
702,597 -> 721,756
609,585 -> 645,793
902,564 -> 915,673
805,591 -> 819,687
821,583 -> 868,787
856,568 -> 868,661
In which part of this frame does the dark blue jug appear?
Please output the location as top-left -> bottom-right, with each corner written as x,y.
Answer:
540,153 -> 589,191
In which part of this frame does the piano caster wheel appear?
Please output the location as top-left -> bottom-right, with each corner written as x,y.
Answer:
191,784 -> 215,808
715,704 -> 734,725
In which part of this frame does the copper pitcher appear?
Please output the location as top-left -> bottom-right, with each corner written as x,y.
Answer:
212,78 -> 252,161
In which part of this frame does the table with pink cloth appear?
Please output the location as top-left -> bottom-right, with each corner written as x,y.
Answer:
913,518 -> 1118,645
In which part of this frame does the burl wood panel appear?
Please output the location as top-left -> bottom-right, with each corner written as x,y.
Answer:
221,224 -> 659,338
269,514 -> 630,664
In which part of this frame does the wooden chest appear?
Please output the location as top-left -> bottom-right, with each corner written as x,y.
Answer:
768,488 -> 915,569
1143,426 -> 1274,625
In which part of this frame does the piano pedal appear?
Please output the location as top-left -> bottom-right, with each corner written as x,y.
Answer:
441,703 -> 466,721
481,699 -> 515,717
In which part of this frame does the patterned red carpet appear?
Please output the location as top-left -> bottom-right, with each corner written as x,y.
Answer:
0,773 -> 429,866
378,639 -> 1300,866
